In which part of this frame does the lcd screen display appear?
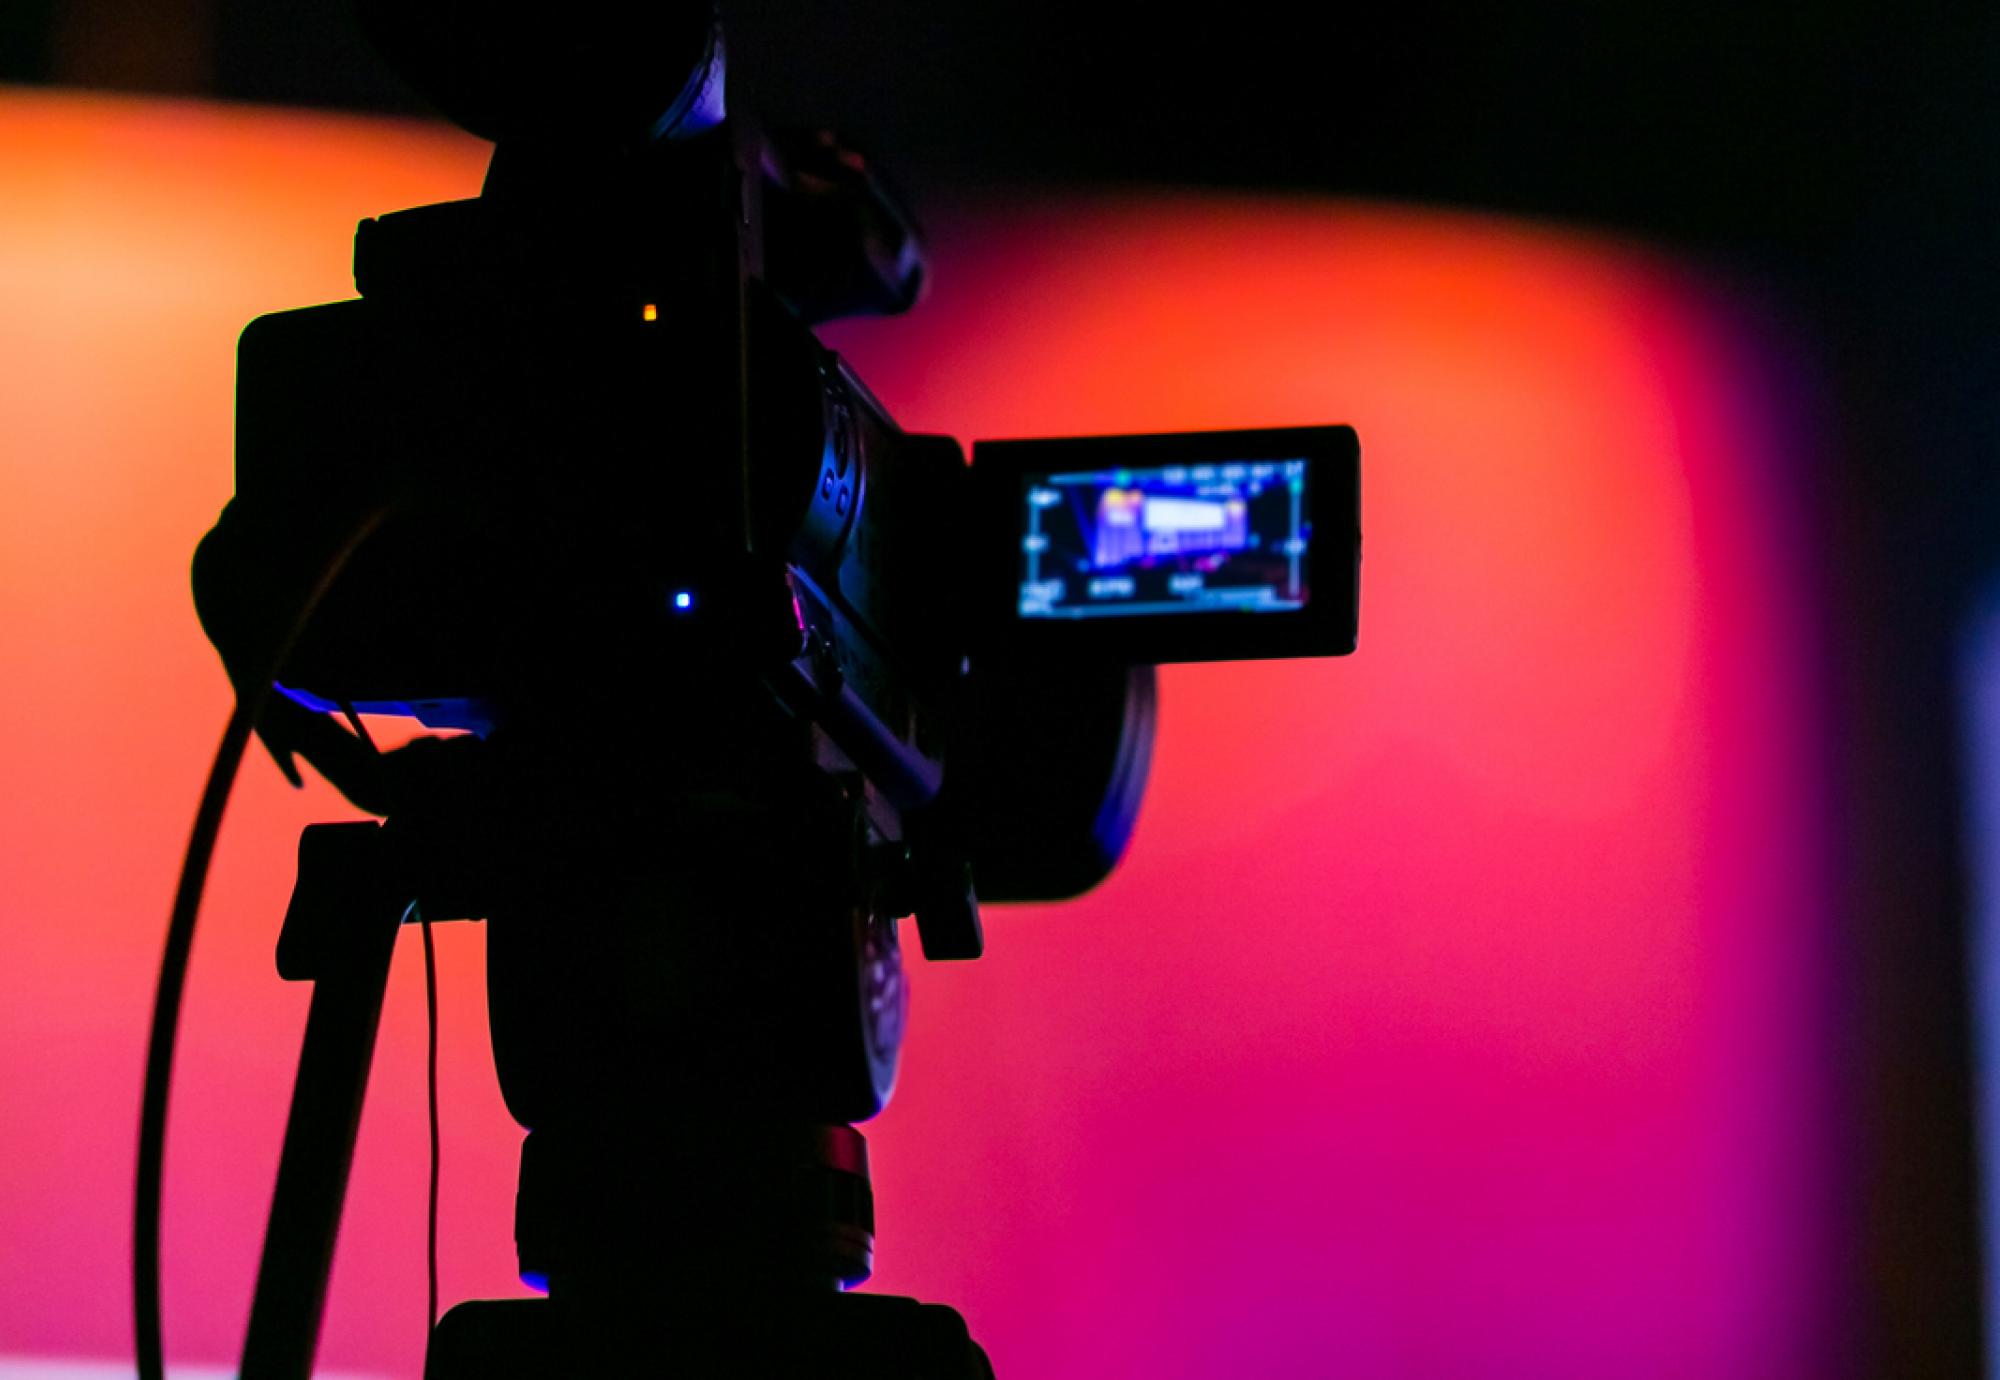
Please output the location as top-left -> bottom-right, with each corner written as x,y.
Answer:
1017,459 -> 1310,620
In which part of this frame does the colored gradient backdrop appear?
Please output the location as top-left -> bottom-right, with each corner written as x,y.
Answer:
0,92 -> 1837,1377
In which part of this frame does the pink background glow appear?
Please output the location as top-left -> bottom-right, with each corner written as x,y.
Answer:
0,92 -> 1836,1376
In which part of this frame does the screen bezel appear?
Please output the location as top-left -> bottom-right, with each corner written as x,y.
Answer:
971,425 -> 1359,664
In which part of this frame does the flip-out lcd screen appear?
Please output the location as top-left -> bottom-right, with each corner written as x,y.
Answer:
974,425 -> 1356,663
1017,459 -> 1310,620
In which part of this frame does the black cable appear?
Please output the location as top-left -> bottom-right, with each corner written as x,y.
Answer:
334,705 -> 437,1335
133,702 -> 256,1380
339,699 -> 375,746
134,511 -> 389,1380
422,903 -> 440,1334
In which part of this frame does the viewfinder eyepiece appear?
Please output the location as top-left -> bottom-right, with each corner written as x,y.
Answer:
354,0 -> 724,145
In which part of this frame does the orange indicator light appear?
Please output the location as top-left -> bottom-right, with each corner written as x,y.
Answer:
641,303 -> 659,322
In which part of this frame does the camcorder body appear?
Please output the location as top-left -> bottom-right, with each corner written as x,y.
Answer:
183,9 -> 1359,1368
193,120 -> 1359,926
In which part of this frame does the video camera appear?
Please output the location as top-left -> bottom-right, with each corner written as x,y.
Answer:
192,42 -> 1359,942
174,3 -> 1359,1373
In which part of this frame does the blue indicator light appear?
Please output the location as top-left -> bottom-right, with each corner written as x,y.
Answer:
673,590 -> 695,612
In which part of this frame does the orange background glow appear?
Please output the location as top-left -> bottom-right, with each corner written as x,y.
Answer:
0,90 -> 1836,1377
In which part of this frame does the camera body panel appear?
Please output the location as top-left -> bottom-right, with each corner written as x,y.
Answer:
194,123 -> 1359,914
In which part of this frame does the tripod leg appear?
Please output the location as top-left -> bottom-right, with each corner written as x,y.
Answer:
240,822 -> 408,1380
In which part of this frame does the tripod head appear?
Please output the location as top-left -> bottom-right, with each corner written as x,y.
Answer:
188,3 -> 1359,1372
